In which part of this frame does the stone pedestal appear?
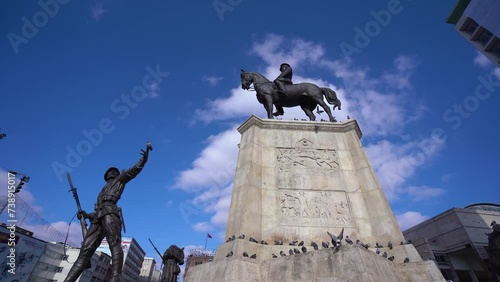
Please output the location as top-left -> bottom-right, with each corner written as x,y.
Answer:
184,115 -> 445,282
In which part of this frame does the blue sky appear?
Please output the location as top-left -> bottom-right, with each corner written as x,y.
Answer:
1,0 -> 500,276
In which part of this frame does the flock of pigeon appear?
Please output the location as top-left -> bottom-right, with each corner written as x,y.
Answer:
225,228 -> 413,263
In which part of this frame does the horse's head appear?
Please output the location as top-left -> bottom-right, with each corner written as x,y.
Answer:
240,69 -> 252,90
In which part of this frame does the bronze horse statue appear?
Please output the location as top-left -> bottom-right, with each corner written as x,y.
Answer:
240,70 -> 341,122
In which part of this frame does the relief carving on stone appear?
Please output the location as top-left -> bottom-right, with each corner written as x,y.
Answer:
276,139 -> 339,174
278,190 -> 353,226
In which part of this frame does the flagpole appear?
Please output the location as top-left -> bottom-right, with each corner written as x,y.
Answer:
204,235 -> 208,251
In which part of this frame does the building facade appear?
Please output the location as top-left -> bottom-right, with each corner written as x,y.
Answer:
447,0 -> 500,66
0,224 -> 46,282
403,203 -> 500,282
96,236 -> 146,282
53,247 -> 111,282
139,257 -> 156,282
183,254 -> 213,280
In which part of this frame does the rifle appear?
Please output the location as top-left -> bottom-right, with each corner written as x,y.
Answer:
67,172 -> 88,238
148,238 -> 163,259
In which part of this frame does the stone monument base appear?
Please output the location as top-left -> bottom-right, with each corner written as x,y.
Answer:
184,243 -> 444,282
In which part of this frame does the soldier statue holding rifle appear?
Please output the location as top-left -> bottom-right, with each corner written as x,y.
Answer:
65,142 -> 153,282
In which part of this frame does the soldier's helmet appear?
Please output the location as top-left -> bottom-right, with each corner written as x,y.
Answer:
280,63 -> 291,70
104,167 -> 120,181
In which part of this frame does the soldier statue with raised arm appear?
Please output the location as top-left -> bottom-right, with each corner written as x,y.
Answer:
65,142 -> 153,282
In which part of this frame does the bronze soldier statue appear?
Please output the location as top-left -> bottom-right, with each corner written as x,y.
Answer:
274,63 -> 293,96
161,245 -> 185,282
65,143 -> 152,282
489,221 -> 500,282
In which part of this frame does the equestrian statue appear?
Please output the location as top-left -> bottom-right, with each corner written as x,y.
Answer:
240,63 -> 341,122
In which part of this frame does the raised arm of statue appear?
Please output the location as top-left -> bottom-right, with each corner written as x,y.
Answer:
118,146 -> 150,184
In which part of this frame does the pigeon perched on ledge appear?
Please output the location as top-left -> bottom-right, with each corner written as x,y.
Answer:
345,236 -> 353,245
310,241 -> 319,250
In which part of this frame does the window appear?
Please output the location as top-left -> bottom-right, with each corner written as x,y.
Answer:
461,18 -> 479,35
478,29 -> 493,46
491,39 -> 500,59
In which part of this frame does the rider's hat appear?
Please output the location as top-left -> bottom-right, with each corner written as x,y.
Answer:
280,63 -> 291,69
104,167 -> 120,181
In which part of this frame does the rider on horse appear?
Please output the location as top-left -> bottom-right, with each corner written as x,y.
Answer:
274,63 -> 293,97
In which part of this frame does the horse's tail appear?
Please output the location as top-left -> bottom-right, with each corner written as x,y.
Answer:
321,88 -> 341,110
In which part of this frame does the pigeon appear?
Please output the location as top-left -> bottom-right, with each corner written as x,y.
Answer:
146,140 -> 153,151
492,220 -> 497,226
226,251 -> 233,257
238,234 -> 245,239
298,241 -> 304,246
243,252 -> 249,257
272,253 -> 278,258
274,240 -> 283,245
293,248 -> 301,254
356,240 -> 364,247
376,248 -> 380,255
345,236 -> 353,245
347,115 -> 351,120
364,243 -> 371,249
280,251 -> 286,257
261,240 -> 268,245
382,252 -> 388,258
387,241 -> 393,250
388,256 -> 394,261
310,241 -> 319,250
289,249 -> 294,255
289,240 -> 298,246
375,242 -> 383,248
249,237 -> 258,243
327,228 -> 344,249
404,257 -> 410,263
250,254 -> 257,259
322,241 -> 329,249
301,246 -> 307,253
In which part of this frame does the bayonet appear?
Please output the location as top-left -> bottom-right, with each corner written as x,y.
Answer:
67,172 -> 88,238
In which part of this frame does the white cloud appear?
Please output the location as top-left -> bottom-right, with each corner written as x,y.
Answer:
396,211 -> 429,231
473,51 -> 493,68
203,75 -> 224,86
147,81 -> 160,99
192,222 -> 212,232
365,134 -> 446,201
90,2 -> 107,22
173,128 -> 240,191
406,186 -> 446,201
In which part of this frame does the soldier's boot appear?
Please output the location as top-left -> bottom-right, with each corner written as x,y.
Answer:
109,249 -> 124,282
64,261 -> 87,282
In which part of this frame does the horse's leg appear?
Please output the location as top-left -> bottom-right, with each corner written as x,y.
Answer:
273,105 -> 284,117
264,95 -> 274,119
301,101 -> 316,121
316,96 -> 336,122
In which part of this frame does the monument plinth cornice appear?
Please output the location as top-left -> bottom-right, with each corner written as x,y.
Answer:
237,115 -> 363,139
